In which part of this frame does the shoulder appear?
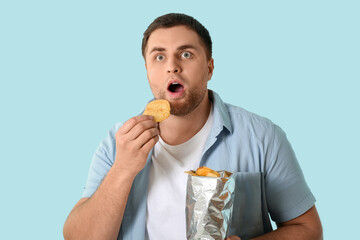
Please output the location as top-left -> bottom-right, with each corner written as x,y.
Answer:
225,102 -> 277,134
210,90 -> 284,144
223,102 -> 291,152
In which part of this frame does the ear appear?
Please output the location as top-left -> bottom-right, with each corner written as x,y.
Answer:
207,58 -> 214,81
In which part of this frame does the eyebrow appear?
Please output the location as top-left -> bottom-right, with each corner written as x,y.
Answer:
149,47 -> 166,55
148,44 -> 198,55
177,44 -> 197,51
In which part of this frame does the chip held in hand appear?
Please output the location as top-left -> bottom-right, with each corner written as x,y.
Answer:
143,99 -> 171,122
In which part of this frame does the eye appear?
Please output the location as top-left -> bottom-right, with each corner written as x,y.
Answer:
181,51 -> 192,59
155,54 -> 165,61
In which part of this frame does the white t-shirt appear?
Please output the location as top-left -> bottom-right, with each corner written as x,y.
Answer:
146,107 -> 214,240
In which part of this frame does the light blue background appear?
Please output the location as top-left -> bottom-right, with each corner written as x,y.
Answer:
1,0 -> 359,239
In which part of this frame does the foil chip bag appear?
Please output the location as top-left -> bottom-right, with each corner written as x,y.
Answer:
185,168 -> 236,240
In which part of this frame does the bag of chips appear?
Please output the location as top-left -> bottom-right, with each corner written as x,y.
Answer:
185,168 -> 236,240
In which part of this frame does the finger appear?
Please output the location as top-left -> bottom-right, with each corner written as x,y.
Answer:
127,120 -> 158,141
127,126 -> 158,152
226,236 -> 241,240
141,134 -> 159,153
119,115 -> 154,135
135,127 -> 159,147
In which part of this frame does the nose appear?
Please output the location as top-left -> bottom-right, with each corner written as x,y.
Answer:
167,57 -> 181,73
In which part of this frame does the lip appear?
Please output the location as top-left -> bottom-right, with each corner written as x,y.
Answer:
167,78 -> 186,99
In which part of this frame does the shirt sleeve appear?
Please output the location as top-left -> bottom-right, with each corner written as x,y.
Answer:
81,123 -> 121,198
264,124 -> 316,223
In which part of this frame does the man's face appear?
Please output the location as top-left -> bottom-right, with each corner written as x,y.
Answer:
144,25 -> 214,116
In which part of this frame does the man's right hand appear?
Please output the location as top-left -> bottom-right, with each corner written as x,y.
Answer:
113,115 -> 159,177
63,115 -> 159,240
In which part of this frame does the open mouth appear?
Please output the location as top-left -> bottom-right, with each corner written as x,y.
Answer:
168,82 -> 184,93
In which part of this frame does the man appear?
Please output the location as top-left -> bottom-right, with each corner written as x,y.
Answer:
63,13 -> 322,240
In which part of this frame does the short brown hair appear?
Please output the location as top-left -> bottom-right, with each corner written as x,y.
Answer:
142,13 -> 212,60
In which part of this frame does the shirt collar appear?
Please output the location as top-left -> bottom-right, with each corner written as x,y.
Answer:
209,90 -> 233,134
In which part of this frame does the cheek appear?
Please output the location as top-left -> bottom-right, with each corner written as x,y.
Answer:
148,75 -> 158,86
197,64 -> 210,83
146,67 -> 156,82
146,64 -> 160,79
147,70 -> 161,92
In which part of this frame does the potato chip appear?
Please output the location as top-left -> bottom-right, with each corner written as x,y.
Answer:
205,172 -> 218,177
143,100 -> 171,122
196,166 -> 220,177
184,171 -> 197,176
185,166 -> 221,178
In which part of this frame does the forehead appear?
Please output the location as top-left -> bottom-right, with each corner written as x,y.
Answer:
146,25 -> 204,53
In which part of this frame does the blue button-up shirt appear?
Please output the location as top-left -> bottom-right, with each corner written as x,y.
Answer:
83,90 -> 315,240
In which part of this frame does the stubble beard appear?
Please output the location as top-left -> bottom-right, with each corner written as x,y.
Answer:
158,87 -> 208,116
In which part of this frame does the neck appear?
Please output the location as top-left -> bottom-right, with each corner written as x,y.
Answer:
159,91 -> 211,145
